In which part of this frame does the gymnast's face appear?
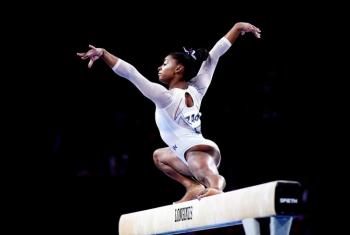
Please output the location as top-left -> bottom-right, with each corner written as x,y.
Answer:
158,55 -> 182,84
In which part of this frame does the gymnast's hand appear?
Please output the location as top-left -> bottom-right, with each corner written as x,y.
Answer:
237,22 -> 261,38
77,45 -> 104,68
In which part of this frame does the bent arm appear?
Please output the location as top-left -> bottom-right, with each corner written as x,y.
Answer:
225,22 -> 261,44
189,37 -> 231,97
190,22 -> 261,97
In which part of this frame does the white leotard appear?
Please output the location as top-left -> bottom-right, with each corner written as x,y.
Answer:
112,37 -> 232,165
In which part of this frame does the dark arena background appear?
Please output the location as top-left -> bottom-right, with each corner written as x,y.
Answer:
10,1 -> 335,235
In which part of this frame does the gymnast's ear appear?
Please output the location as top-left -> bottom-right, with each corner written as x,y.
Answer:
175,64 -> 184,73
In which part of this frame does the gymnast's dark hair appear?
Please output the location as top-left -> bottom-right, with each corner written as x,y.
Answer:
169,48 -> 209,82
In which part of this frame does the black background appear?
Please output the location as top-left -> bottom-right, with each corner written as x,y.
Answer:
6,1 -> 336,234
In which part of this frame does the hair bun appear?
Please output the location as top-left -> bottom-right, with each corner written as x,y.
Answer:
194,48 -> 209,62
183,47 -> 209,62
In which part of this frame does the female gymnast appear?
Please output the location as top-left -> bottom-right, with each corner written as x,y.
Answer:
77,22 -> 261,203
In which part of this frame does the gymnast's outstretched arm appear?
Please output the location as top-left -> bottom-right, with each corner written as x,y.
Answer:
77,45 -> 172,108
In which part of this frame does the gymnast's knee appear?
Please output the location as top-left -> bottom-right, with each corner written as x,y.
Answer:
217,175 -> 226,190
153,149 -> 161,165
153,148 -> 169,166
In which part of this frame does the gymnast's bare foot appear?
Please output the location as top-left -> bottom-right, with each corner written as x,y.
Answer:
197,188 -> 223,200
174,183 -> 205,204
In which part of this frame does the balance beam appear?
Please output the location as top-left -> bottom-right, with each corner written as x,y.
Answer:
119,180 -> 302,235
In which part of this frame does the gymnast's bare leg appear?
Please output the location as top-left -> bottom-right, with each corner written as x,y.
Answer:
153,147 -> 205,203
153,145 -> 226,202
185,145 -> 226,199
